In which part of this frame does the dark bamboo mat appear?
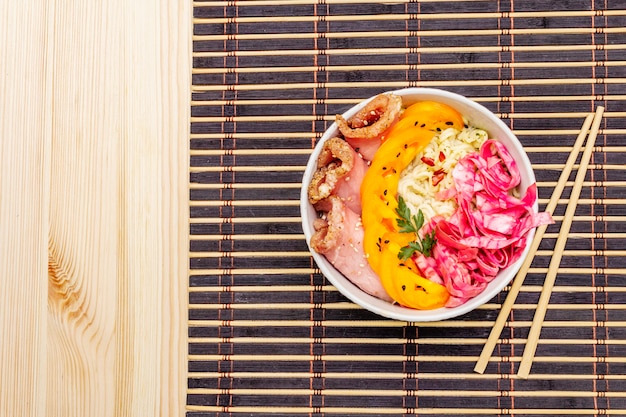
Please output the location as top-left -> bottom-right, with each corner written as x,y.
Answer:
188,1 -> 626,415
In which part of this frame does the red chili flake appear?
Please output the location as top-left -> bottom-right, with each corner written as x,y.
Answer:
432,172 -> 445,186
439,151 -> 446,162
421,156 -> 435,166
433,168 -> 445,175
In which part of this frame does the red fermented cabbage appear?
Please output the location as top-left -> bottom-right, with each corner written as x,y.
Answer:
415,140 -> 553,307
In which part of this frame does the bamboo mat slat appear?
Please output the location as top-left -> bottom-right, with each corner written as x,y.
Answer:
190,1 -> 626,415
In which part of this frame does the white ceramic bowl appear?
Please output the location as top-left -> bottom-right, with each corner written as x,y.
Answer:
300,88 -> 537,322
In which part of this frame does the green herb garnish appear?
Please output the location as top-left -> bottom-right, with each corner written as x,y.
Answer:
395,196 -> 437,260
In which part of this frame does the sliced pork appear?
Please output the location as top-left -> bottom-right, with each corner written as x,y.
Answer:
310,196 -> 392,302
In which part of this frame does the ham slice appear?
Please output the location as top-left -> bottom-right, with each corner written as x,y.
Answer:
336,93 -> 402,161
310,196 -> 392,302
307,137 -> 368,214
415,140 -> 554,307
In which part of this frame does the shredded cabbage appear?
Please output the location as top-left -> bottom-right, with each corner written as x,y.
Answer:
397,125 -> 488,223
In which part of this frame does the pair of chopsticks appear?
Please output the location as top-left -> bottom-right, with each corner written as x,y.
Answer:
474,106 -> 605,378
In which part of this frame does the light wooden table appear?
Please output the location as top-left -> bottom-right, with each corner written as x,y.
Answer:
0,1 -> 190,416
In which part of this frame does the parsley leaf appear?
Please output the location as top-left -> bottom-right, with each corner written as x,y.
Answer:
420,230 -> 436,258
395,196 -> 437,260
398,245 -> 417,261
395,197 -> 417,233
414,211 -> 424,230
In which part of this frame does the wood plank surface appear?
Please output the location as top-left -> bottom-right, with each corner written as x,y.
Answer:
0,1 -> 190,416
0,1 -> 50,416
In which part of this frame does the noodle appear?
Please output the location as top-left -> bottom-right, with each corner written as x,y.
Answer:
397,124 -> 488,224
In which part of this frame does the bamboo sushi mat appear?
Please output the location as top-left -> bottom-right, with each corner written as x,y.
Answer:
188,1 -> 626,415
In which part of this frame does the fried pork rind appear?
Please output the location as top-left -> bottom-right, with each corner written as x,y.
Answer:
335,93 -> 403,160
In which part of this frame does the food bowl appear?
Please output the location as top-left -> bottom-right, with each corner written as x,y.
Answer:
300,87 -> 537,322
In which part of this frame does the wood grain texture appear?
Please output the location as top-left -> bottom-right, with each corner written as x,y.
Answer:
0,1 -> 50,416
1,1 -> 190,416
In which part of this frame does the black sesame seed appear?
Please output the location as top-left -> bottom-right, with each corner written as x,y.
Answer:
436,127 -> 441,132
420,123 -> 426,128
445,121 -> 454,126
401,285 -> 406,291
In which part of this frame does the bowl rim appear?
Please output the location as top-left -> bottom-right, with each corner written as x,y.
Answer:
300,87 -> 537,322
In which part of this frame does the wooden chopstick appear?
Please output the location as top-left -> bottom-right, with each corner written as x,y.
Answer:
516,106 -> 605,378
473,112 -> 597,375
